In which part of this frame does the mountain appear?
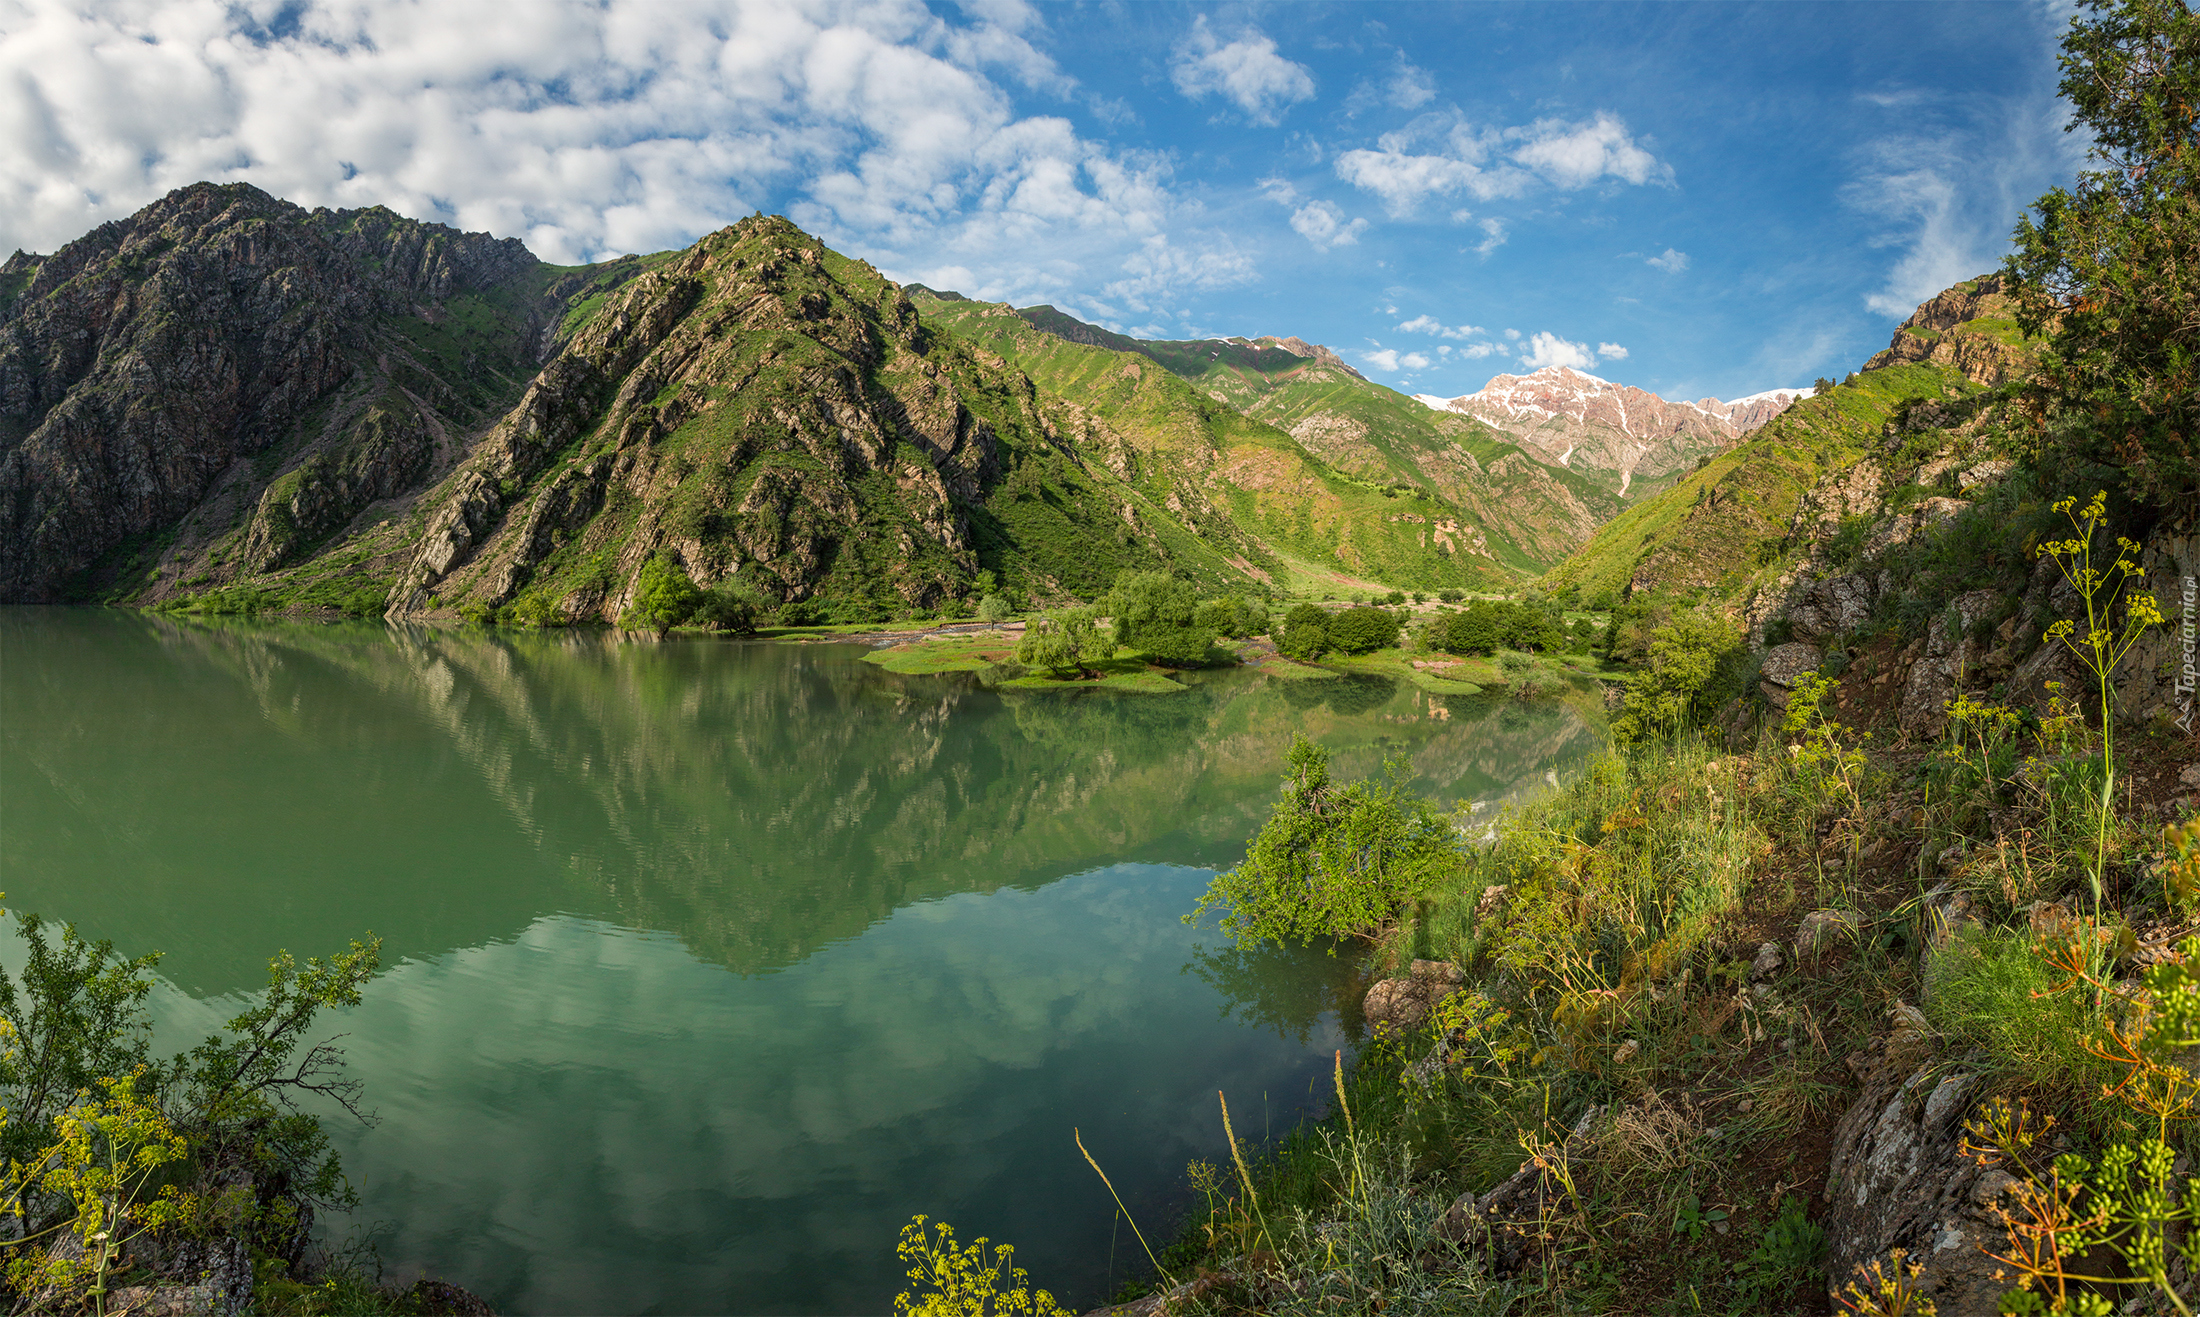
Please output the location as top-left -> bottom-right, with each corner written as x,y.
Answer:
1541,274 -> 2042,611
0,184 -> 1537,617
913,300 -> 1626,572
1418,366 -> 1810,499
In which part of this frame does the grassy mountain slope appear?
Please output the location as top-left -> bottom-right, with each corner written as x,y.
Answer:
1542,363 -> 1980,605
945,298 -> 1621,572
910,293 -> 1522,589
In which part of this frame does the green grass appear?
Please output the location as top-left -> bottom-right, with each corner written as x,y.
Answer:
860,633 -> 1018,674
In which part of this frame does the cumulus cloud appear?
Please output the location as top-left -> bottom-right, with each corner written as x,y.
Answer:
1288,200 -> 1367,250
1168,17 -> 1315,126
1458,341 -> 1503,359
1647,248 -> 1689,273
1518,332 -> 1628,371
1360,347 -> 1432,373
1335,110 -> 1669,215
0,0 -> 1243,313
1397,315 -> 1483,339
1474,217 -> 1508,257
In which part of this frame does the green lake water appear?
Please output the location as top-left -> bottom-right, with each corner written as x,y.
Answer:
0,609 -> 1603,1314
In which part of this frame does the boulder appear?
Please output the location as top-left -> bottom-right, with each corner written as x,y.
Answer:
1361,959 -> 1465,1033
1758,642 -> 1824,710
1750,941 -> 1785,983
1823,1048 -> 2013,1316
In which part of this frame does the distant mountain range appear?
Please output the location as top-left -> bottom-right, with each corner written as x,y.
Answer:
1416,368 -> 1809,498
0,182 -> 1839,617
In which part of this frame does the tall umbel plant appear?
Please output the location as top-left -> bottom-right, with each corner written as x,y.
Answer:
2038,491 -> 2164,902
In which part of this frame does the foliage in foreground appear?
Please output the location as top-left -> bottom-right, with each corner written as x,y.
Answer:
0,909 -> 382,1314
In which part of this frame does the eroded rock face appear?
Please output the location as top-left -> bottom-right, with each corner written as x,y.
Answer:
1897,590 -> 2003,738
1788,575 -> 1877,644
1758,642 -> 1825,709
1860,274 -> 2036,387
0,182 -> 543,602
1824,1046 -> 2012,1316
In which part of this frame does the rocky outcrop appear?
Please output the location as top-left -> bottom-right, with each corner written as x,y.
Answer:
0,181 -> 553,602
1823,1044 -> 2011,1315
1758,642 -> 1825,709
1897,590 -> 2003,737
1861,274 -> 2036,387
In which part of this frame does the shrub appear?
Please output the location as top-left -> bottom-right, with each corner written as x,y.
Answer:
976,593 -> 1011,623
1109,571 -> 1214,663
776,598 -> 823,627
1611,608 -> 1747,744
1381,590 -> 1406,605
1327,606 -> 1402,655
693,577 -> 767,634
1425,600 -> 1562,655
618,555 -> 701,636
1187,736 -> 1459,948
1437,589 -> 1464,604
1014,608 -> 1115,677
1277,604 -> 1331,661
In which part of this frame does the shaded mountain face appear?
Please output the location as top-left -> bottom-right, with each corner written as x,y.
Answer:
1421,367 -> 1809,499
0,182 -> 575,602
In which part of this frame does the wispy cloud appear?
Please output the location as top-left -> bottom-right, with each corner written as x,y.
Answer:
1398,315 -> 1484,339
1287,200 -> 1367,250
1646,247 -> 1689,273
1168,17 -> 1315,126
1361,347 -> 1432,372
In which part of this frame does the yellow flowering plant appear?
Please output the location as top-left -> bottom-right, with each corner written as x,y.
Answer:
2038,491 -> 2166,901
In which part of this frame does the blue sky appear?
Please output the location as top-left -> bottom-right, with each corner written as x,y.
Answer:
0,0 -> 2081,401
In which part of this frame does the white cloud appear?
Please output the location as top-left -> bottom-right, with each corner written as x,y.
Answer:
1474,217 -> 1508,257
1287,200 -> 1367,250
0,0 -> 1243,315
1647,247 -> 1689,273
1360,348 -> 1431,373
1335,110 -> 1668,215
1459,341 -> 1502,359
1168,17 -> 1315,126
1397,315 -> 1484,339
1516,332 -> 1628,369
1509,113 -> 1673,189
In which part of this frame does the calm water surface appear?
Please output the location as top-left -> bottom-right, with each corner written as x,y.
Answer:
0,610 -> 1602,1314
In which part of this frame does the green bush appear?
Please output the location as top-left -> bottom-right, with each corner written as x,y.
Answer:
1014,608 -> 1115,677
1108,570 -> 1215,663
1187,737 -> 1459,948
1436,589 -> 1464,604
777,599 -> 823,627
1424,600 -> 1562,655
618,555 -> 701,636
976,594 -> 1011,623
693,577 -> 767,634
1327,606 -> 1402,655
1277,604 -> 1331,660
1611,609 -> 1747,744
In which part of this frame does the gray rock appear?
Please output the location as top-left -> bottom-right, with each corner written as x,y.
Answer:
1758,641 -> 1824,709
1797,910 -> 1861,964
1788,573 -> 1877,644
1824,1047 -> 2010,1316
1362,959 -> 1464,1033
1751,941 -> 1784,983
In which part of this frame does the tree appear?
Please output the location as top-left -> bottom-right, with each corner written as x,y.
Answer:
619,555 -> 702,637
1186,737 -> 1460,949
1277,604 -> 1331,660
1326,606 -> 1403,654
2006,0 -> 2200,502
1612,608 -> 1746,743
693,576 -> 767,634
1108,571 -> 1214,664
976,594 -> 1012,623
1014,608 -> 1116,677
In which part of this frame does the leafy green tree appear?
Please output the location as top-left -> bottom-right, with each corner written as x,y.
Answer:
619,555 -> 702,637
976,594 -> 1012,623
1277,603 -> 1331,660
1014,608 -> 1115,677
1612,609 -> 1747,743
1326,606 -> 1403,654
1186,737 -> 1460,949
2006,0 -> 2200,502
0,914 -> 158,1167
1108,571 -> 1214,663
693,576 -> 767,634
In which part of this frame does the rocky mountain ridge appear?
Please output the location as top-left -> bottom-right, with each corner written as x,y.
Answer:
1421,366 -> 1809,497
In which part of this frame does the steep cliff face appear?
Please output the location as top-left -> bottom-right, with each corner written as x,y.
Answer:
1427,367 -> 1808,498
0,182 -> 576,602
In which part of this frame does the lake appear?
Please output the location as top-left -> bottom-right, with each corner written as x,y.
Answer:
0,609 -> 1602,1313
